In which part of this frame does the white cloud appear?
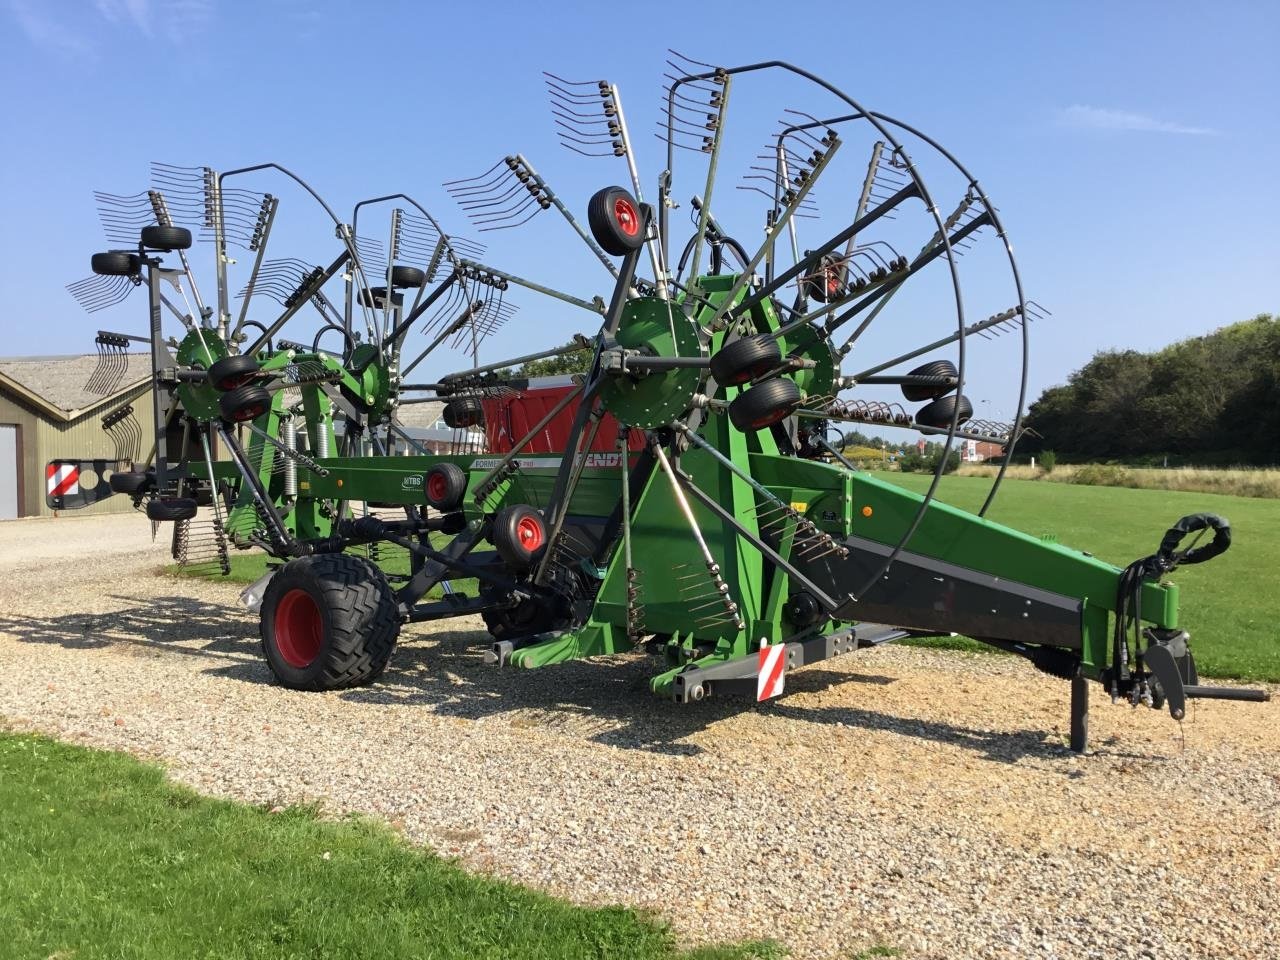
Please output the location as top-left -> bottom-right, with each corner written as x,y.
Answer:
8,0 -> 94,56
93,0 -> 152,34
1058,104 -> 1219,136
8,0 -> 213,53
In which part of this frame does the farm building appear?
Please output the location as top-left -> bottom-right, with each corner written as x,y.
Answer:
0,354 -> 155,519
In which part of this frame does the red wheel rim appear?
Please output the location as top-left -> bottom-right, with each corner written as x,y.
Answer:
274,589 -> 323,668
516,515 -> 544,553
235,403 -> 265,422
613,197 -> 640,237
427,471 -> 448,503
218,373 -> 254,390
750,408 -> 790,429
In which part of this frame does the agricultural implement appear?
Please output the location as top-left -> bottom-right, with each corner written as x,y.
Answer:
52,54 -> 1267,750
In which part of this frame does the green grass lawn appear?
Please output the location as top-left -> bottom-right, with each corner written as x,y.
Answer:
885,474 -> 1280,682
0,732 -> 775,960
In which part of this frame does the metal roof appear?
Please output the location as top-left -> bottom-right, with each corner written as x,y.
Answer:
0,353 -> 152,420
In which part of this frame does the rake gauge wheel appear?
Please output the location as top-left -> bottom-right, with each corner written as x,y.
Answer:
425,463 -> 467,511
389,265 -> 426,288
91,251 -> 141,277
109,469 -> 153,496
442,396 -> 484,429
146,497 -> 197,522
208,354 -> 261,392
259,553 -> 400,691
915,393 -> 973,429
728,377 -> 802,432
588,186 -> 646,256
219,383 -> 272,423
492,504 -> 547,571
140,225 -> 193,251
901,359 -> 959,403
710,334 -> 782,387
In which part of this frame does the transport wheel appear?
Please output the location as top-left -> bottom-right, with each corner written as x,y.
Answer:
208,354 -> 261,391
587,186 -> 645,256
425,463 -> 467,511
91,251 -> 140,277
710,334 -> 782,387
109,469 -> 152,495
900,359 -> 959,402
260,553 -> 400,691
219,383 -> 272,423
389,265 -> 426,288
915,392 -> 973,428
492,504 -> 547,570
140,224 -> 193,251
728,377 -> 802,432
442,396 -> 483,429
146,497 -> 197,522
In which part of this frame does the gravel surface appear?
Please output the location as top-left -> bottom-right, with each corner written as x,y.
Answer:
1,513 -> 1278,959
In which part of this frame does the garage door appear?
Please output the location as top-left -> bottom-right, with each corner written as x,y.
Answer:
0,424 -> 17,520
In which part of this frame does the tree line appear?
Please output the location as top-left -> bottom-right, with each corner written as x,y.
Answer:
1021,314 -> 1278,465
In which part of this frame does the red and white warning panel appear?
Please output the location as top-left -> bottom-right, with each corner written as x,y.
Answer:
757,641 -> 786,701
46,462 -> 79,499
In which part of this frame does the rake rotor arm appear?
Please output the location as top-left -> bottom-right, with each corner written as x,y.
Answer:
847,307 -> 1025,382
385,268 -> 460,346
434,336 -> 593,384
721,181 -> 921,333
816,209 -> 992,344
244,251 -> 350,356
456,259 -> 604,316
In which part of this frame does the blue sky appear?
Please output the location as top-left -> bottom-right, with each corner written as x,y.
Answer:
1,0 -> 1276,427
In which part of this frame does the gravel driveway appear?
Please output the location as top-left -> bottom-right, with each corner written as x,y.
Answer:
1,513 -> 1277,959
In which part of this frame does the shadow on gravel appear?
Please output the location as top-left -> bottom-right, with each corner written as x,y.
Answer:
1,596 -> 1086,765
332,628 -> 1069,764
0,595 -> 259,663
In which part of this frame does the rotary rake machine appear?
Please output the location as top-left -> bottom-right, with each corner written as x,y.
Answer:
53,54 -> 1267,750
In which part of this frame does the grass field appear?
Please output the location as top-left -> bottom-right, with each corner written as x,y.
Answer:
885,474 -> 1280,682
0,732 -> 775,960
955,463 -> 1280,499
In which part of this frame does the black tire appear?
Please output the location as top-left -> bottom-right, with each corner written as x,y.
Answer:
359,286 -> 402,309
140,224 -> 193,251
425,463 -> 467,511
91,251 -> 140,277
915,393 -> 974,429
109,469 -> 153,495
492,504 -> 546,570
219,383 -> 271,423
146,497 -> 197,522
901,359 -> 959,402
587,186 -> 646,256
389,265 -> 426,288
710,334 -> 782,387
728,377 -> 802,432
259,553 -> 400,691
208,354 -> 261,391
442,396 -> 484,430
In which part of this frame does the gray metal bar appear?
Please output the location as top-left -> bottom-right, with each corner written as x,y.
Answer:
457,259 -> 603,315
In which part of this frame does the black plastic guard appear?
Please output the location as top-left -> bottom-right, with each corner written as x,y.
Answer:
796,534 -> 1084,650
45,459 -> 128,511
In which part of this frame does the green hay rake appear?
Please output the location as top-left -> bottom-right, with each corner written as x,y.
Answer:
52,54 -> 1268,750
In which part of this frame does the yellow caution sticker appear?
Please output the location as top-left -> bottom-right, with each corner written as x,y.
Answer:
790,501 -> 808,514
